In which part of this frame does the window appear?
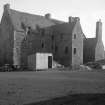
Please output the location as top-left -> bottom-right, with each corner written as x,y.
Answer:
51,35 -> 54,41
74,48 -> 76,54
21,22 -> 26,30
74,34 -> 76,39
41,43 -> 44,48
26,26 -> 31,35
65,46 -> 69,54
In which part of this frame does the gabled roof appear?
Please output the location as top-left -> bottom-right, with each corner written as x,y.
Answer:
9,9 -> 64,31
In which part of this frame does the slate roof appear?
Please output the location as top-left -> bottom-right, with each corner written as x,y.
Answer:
84,38 -> 97,50
49,21 -> 77,34
6,7 -> 85,38
9,9 -> 64,31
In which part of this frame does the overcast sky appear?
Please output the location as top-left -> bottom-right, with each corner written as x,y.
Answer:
0,0 -> 105,46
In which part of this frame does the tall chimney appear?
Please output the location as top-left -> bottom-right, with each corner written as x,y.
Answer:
96,19 -> 102,42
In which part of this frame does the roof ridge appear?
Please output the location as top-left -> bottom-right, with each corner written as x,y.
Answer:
8,9 -> 64,31
10,9 -> 65,23
10,9 -> 44,18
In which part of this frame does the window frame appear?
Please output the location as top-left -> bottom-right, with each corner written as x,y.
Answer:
74,34 -> 76,39
74,48 -> 76,54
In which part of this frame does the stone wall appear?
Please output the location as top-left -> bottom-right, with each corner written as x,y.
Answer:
95,41 -> 104,61
50,24 -> 73,66
0,9 -> 14,66
72,21 -> 83,66
13,31 -> 26,66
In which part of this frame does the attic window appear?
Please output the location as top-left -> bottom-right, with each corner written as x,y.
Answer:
74,34 -> 76,39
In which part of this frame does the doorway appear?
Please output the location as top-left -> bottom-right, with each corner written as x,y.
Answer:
48,56 -> 52,68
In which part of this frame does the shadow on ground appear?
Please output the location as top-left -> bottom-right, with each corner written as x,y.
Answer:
25,93 -> 105,105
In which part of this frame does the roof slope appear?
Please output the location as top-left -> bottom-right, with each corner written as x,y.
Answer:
49,21 -> 77,34
9,9 -> 64,31
84,38 -> 97,49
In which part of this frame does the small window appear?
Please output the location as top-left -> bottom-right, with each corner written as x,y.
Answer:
74,48 -> 76,54
52,35 -> 54,41
41,43 -> 44,48
74,34 -> 76,39
65,46 -> 69,54
21,22 -> 26,30
27,30 -> 31,34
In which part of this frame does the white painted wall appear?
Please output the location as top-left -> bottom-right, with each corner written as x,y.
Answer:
28,53 -> 53,70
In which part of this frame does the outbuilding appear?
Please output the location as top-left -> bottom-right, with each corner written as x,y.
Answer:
28,53 -> 53,70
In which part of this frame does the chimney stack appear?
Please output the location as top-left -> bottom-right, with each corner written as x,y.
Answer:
45,13 -> 51,19
4,3 -> 10,11
68,16 -> 74,23
69,16 -> 80,23
96,19 -> 102,42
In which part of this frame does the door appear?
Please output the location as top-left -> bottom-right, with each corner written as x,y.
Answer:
48,56 -> 52,68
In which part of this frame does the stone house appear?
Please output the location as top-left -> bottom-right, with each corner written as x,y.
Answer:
21,16 -> 84,67
0,4 -> 63,66
0,4 -> 104,68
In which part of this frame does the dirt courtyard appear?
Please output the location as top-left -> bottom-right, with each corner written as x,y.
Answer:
0,70 -> 105,105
